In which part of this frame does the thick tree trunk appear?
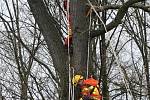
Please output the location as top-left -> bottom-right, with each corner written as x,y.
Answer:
27,0 -> 68,99
70,0 -> 89,75
70,0 -> 89,99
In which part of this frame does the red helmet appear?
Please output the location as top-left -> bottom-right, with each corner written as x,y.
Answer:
83,77 -> 98,86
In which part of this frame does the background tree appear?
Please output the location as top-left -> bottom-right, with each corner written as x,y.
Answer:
0,0 -> 58,99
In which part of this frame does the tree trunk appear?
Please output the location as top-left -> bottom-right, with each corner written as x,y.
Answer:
21,79 -> 28,100
70,0 -> 89,99
100,34 -> 109,100
143,11 -> 150,99
27,0 -> 68,99
101,0 -> 109,100
70,0 -> 89,75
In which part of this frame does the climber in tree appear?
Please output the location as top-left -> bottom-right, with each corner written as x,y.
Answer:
72,75 -> 103,100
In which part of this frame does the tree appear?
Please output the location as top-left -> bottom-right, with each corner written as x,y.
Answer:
0,0 -> 56,99
26,0 -> 147,100
124,6 -> 150,99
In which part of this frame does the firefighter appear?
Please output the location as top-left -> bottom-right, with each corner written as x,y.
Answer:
72,75 -> 102,100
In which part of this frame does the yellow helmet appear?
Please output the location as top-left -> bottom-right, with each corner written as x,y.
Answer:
72,75 -> 83,86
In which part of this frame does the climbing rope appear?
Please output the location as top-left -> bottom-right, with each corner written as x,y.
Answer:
66,0 -> 71,100
72,68 -> 75,100
86,12 -> 92,79
65,0 -> 75,100
87,0 -> 134,99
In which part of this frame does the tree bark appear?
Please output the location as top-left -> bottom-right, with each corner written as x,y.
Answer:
100,1 -> 109,99
27,0 -> 68,99
20,78 -> 28,100
143,11 -> 150,99
70,0 -> 89,99
70,0 -> 89,75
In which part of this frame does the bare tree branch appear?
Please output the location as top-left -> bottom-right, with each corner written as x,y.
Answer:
91,0 -> 146,38
88,4 -> 150,12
